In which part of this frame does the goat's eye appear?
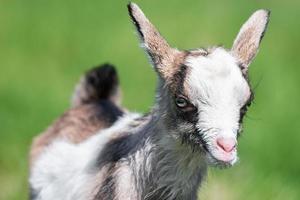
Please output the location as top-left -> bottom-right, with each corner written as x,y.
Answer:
175,97 -> 188,108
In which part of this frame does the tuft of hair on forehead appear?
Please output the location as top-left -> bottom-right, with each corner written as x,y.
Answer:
184,47 -> 252,106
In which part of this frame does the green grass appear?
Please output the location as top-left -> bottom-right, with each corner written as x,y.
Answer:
0,0 -> 300,199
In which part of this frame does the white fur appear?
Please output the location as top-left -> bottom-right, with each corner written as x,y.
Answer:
185,48 -> 251,164
114,163 -> 138,200
30,113 -> 141,200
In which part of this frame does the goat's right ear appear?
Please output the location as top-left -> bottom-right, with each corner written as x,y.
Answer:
127,3 -> 179,80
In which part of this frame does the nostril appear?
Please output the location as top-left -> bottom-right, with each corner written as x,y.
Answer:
216,137 -> 236,153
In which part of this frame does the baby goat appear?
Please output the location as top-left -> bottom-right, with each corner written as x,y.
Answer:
29,3 -> 270,200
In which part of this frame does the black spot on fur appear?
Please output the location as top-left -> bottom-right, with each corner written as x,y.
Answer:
96,134 -> 136,167
85,63 -> 119,100
96,100 -> 123,124
73,63 -> 120,107
95,115 -> 151,169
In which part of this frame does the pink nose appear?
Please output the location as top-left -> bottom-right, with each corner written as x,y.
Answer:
216,137 -> 236,153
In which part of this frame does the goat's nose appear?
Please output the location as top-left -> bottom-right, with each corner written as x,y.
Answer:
216,137 -> 236,153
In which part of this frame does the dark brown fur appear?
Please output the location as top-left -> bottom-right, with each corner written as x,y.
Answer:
30,101 -> 123,165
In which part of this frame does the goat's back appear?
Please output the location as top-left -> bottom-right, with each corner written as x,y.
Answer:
30,101 -> 123,165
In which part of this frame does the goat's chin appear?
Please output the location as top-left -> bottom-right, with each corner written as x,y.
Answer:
205,149 -> 238,168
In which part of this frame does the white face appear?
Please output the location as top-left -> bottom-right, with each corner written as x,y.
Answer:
185,48 -> 251,166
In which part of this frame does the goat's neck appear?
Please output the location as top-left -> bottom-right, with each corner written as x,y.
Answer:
131,112 -> 207,200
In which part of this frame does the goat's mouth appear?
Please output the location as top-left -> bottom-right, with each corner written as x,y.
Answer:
206,147 -> 238,168
181,132 -> 238,167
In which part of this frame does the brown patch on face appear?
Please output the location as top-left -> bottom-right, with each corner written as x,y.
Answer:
30,102 -> 123,166
162,51 -> 189,84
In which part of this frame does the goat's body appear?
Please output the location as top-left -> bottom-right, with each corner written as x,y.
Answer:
30,106 -> 206,200
30,64 -> 206,200
30,101 -> 123,165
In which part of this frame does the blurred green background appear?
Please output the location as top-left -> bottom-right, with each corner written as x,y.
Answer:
0,0 -> 299,199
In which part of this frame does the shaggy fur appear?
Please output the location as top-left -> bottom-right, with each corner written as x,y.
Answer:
29,3 -> 270,200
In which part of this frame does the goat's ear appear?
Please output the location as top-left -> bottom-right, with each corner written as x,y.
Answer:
127,3 -> 180,79
231,9 -> 270,73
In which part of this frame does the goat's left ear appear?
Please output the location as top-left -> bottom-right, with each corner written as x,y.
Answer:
231,10 -> 270,73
